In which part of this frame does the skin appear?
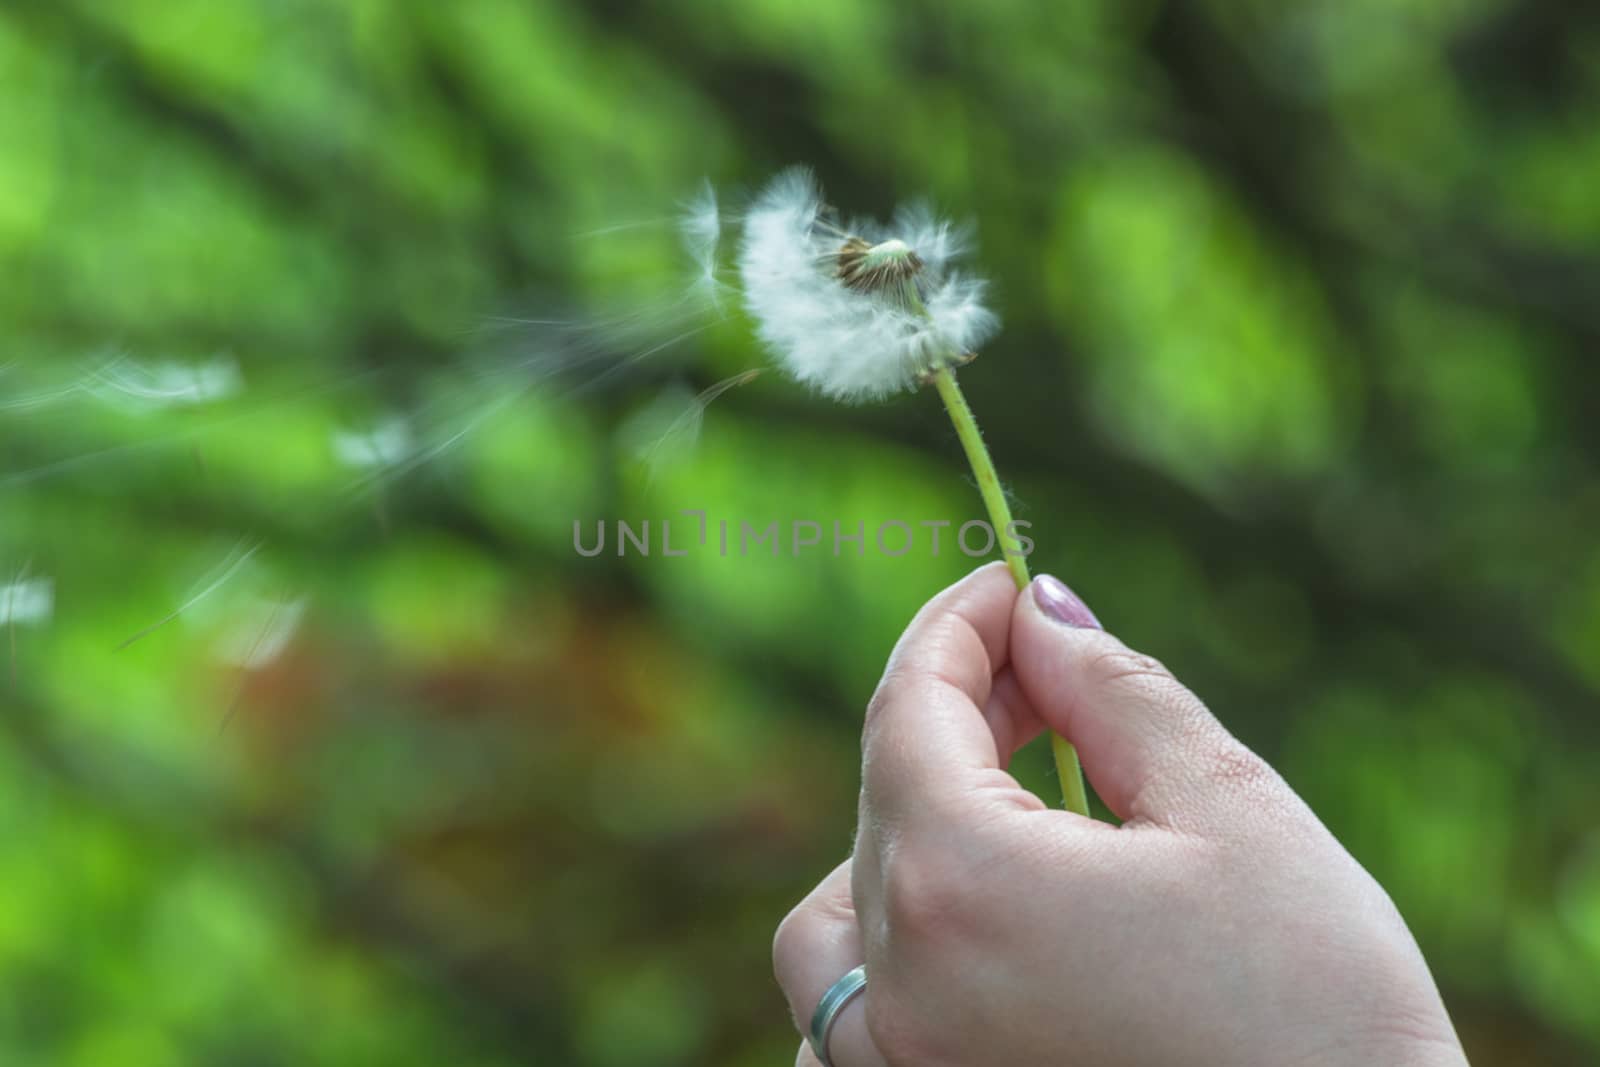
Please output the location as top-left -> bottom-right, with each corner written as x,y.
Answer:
774,563 -> 1469,1067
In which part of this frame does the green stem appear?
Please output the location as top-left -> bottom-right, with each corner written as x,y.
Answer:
930,365 -> 1090,817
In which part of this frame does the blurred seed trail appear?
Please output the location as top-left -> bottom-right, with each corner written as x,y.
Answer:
3,182 -> 732,498
4,181 -> 738,706
0,354 -> 241,415
329,181 -> 735,502
86,356 -> 242,410
116,538 -> 263,650
636,369 -> 763,483
0,360 -> 389,492
332,288 -> 727,505
0,353 -> 124,413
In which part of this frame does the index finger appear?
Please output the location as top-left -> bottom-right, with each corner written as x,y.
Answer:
860,562 -> 1030,826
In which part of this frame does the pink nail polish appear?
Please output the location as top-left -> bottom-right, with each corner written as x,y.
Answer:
1032,575 -> 1102,630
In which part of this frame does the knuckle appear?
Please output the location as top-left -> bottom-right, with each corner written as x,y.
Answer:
1085,644 -> 1222,749
772,903 -> 817,981
864,657 -> 925,729
773,880 -> 857,986
1084,646 -> 1179,693
862,667 -> 903,736
880,844 -> 974,945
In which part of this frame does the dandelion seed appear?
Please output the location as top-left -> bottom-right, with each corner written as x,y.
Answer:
0,577 -> 52,626
332,417 -> 414,470
118,538 -> 263,649
2,570 -> 48,690
215,592 -> 305,733
737,167 -> 997,403
681,179 -> 727,309
215,594 -> 306,670
627,369 -> 762,482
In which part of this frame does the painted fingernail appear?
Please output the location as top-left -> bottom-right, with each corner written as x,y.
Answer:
1032,575 -> 1102,630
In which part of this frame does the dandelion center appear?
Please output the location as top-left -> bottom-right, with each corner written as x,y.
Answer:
837,236 -> 924,294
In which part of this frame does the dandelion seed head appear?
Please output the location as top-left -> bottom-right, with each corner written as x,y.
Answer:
837,237 -> 923,293
737,168 -> 998,403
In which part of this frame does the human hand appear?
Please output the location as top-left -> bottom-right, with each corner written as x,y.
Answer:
774,563 -> 1467,1066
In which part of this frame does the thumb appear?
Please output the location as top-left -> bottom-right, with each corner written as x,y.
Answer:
1009,574 -> 1279,828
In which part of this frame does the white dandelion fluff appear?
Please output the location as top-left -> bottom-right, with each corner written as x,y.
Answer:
680,179 -> 725,308
0,577 -> 52,626
332,417 -> 414,470
91,355 -> 243,412
737,168 -> 998,403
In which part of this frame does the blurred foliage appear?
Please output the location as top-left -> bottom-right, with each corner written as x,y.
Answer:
1,0 -> 1598,1063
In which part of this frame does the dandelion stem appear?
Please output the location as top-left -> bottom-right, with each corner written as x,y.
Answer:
930,365 -> 1090,817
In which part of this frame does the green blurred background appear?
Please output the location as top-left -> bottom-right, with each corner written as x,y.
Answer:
2,1 -> 1598,1063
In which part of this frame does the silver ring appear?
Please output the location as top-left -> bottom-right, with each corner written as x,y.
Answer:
808,964 -> 867,1067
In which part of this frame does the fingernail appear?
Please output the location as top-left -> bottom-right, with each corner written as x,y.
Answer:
1032,575 -> 1102,629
